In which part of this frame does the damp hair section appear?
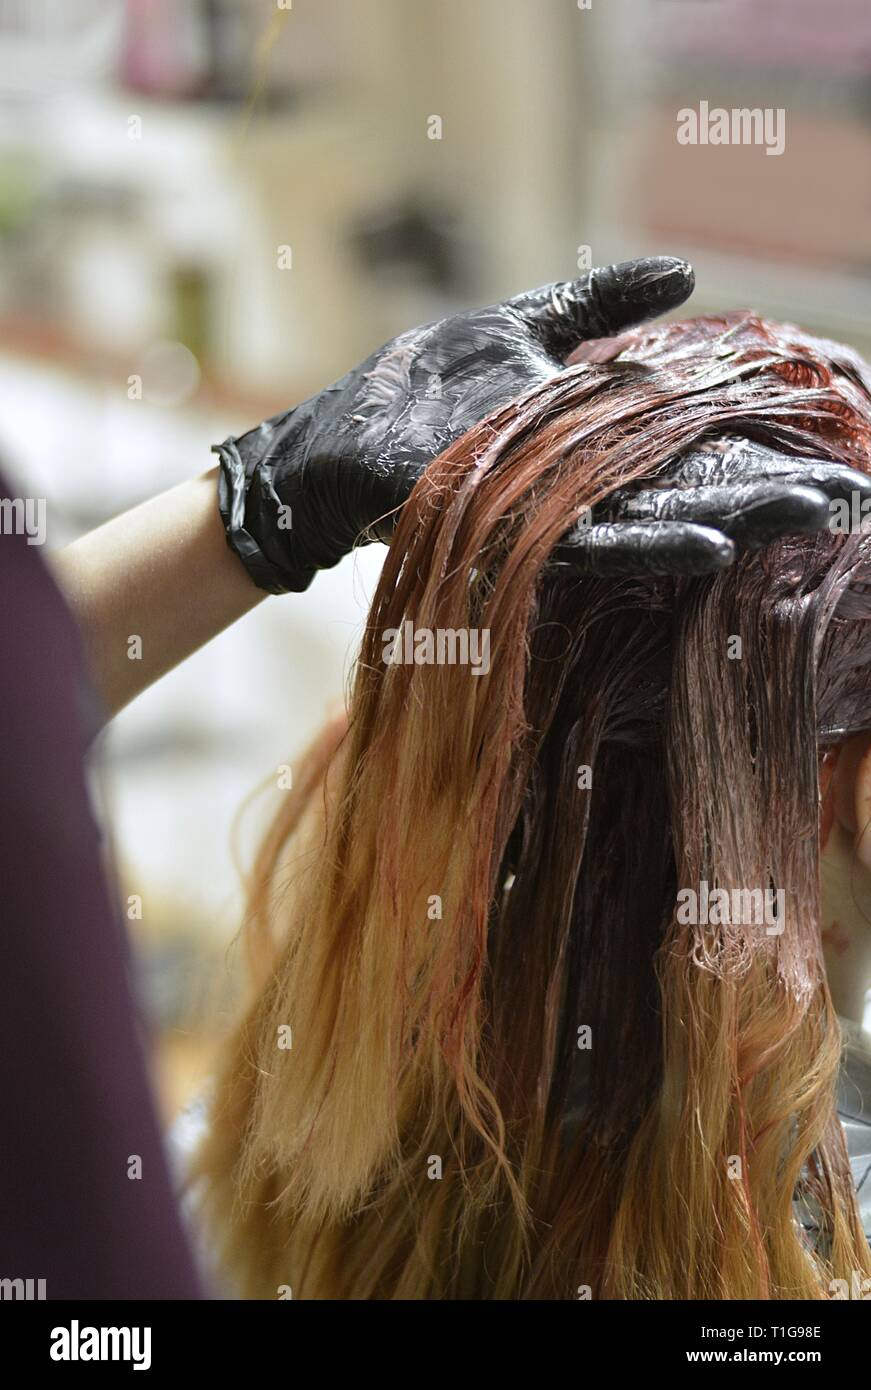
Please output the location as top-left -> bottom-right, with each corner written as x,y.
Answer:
195,313 -> 871,1299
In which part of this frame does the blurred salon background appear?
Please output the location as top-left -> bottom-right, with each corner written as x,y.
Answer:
2,0 -> 870,1115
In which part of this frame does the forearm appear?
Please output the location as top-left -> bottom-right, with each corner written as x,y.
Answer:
821,820 -> 871,1026
51,467 -> 265,720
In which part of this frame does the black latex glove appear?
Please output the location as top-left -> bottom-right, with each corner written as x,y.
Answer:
214,256 -> 698,593
552,437 -> 871,577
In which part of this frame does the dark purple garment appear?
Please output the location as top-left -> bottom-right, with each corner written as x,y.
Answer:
0,490 -> 201,1299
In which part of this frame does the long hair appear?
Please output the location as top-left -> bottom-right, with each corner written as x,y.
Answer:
196,313 -> 871,1299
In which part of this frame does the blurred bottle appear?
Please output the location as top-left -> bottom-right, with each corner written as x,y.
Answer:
121,0 -> 256,103
121,0 -> 210,99
201,0 -> 253,102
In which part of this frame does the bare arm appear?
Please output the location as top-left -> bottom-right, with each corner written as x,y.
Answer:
51,467 -> 265,721
49,262 -> 698,722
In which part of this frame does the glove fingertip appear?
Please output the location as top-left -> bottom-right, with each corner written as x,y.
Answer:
590,256 -> 696,335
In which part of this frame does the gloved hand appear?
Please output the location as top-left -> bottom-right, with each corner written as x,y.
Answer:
553,437 -> 871,577
214,255 -> 700,593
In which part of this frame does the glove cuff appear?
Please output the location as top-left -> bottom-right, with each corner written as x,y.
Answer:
213,437 -> 316,595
